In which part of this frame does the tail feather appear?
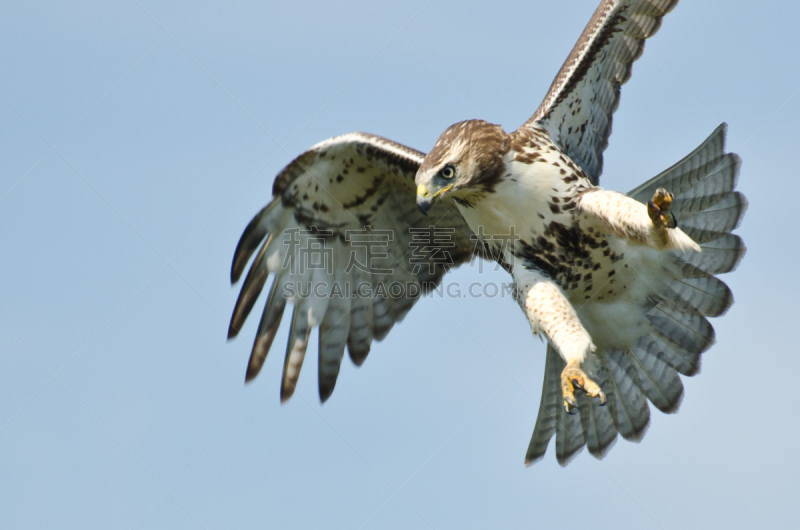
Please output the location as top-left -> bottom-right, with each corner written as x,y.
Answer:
578,354 -> 618,458
662,275 -> 733,318
648,303 -> 715,355
604,349 -> 650,441
680,192 -> 747,236
670,151 -> 737,211
681,234 -> 745,276
628,123 -> 727,201
630,342 -> 684,413
525,345 -> 564,465
677,257 -> 729,279
578,390 -> 618,459
671,153 -> 740,201
527,347 -> 620,465
556,397 -> 586,466
643,329 -> 702,376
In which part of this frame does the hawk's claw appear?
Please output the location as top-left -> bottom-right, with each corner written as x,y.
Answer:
564,393 -> 576,414
647,188 -> 677,229
561,359 -> 606,413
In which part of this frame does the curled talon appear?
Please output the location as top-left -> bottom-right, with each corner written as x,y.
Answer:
561,359 -> 606,413
564,394 -> 576,414
652,188 -> 673,210
648,188 -> 678,229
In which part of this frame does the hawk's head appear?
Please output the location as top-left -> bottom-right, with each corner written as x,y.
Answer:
415,120 -> 510,214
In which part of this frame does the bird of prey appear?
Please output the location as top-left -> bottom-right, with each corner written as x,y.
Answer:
228,0 -> 746,465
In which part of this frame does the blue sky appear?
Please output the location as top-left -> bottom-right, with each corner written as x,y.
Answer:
1,1 -> 798,528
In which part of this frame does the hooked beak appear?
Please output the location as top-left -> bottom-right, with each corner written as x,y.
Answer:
416,183 -> 453,216
417,184 -> 433,216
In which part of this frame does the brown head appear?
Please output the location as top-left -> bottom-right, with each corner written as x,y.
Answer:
415,120 -> 510,214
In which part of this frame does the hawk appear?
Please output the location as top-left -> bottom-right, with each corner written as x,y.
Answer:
228,0 -> 746,465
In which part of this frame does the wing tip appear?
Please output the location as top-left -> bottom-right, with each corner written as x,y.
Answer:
524,452 -> 545,467
319,384 -> 334,404
280,384 -> 294,403
230,255 -> 245,284
347,344 -> 370,367
244,364 -> 261,384
231,205 -> 276,284
227,320 -> 241,340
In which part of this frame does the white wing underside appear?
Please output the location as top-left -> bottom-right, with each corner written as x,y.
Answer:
229,133 -> 483,402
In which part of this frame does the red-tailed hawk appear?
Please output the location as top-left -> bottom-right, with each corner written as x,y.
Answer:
228,0 -> 746,465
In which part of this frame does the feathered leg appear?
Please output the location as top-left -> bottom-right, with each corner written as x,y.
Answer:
514,267 -> 606,412
577,187 -> 700,252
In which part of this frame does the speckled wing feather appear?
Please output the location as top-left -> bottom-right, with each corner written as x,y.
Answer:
521,0 -> 678,183
229,133 -> 480,402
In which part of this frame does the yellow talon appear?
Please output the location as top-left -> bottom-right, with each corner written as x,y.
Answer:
647,188 -> 677,229
561,359 -> 606,413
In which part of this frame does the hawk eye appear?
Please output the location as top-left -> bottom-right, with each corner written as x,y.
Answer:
440,165 -> 455,179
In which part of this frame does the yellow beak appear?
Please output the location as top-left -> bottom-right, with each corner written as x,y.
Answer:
416,183 -> 454,215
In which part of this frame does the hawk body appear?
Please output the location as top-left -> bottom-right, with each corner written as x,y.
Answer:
228,0 -> 746,465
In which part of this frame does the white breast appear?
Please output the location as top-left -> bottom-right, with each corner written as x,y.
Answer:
456,155 -> 577,260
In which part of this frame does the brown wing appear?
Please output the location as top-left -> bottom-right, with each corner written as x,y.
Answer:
229,133 -> 481,402
520,0 -> 678,183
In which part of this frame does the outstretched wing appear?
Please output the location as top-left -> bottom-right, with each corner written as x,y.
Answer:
520,0 -> 678,183
229,133 -> 479,402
